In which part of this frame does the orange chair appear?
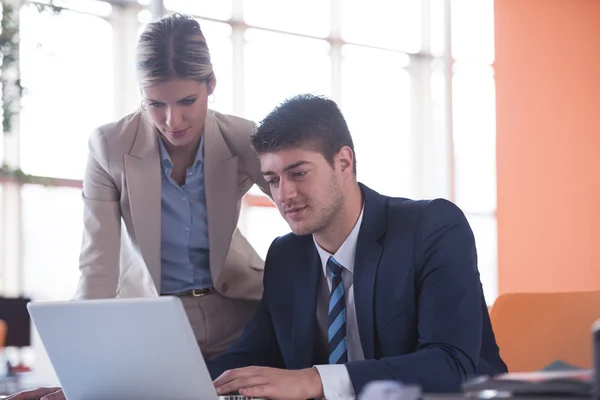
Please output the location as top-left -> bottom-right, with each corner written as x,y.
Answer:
489,290 -> 600,372
0,319 -> 6,348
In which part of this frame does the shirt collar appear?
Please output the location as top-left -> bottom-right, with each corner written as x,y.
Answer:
157,130 -> 205,170
313,205 -> 365,277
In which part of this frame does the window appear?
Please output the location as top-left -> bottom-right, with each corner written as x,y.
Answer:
341,46 -> 412,198
197,19 -> 234,115
18,5 -> 114,180
0,183 -> 20,297
2,0 -> 499,304
244,0 -> 329,38
21,185 -> 83,301
453,66 -> 496,214
163,0 -> 231,21
341,0 -> 422,53
0,184 -> 3,290
466,214 -> 498,301
451,0 -> 495,64
450,0 -> 497,300
244,29 -> 331,122
239,205 -> 291,260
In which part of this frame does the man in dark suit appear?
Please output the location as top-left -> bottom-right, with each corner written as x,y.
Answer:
210,94 -> 507,399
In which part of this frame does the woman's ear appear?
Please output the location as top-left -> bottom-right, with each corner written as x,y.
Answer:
208,76 -> 217,95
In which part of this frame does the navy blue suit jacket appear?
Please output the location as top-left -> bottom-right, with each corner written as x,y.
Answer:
208,184 -> 507,394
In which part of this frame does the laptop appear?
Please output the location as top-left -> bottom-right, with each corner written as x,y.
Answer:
27,296 -> 264,400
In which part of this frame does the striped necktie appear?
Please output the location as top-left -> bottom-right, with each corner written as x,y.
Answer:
327,256 -> 348,364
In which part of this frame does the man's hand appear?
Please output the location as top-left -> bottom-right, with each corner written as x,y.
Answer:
213,366 -> 324,400
5,387 -> 64,400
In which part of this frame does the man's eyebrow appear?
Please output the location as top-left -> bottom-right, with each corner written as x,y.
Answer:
261,161 -> 311,176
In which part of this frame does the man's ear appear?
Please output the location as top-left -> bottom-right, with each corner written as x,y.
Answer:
336,146 -> 354,175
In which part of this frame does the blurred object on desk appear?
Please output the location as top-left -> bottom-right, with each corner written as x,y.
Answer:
0,320 -> 6,348
358,380 -> 421,400
0,298 -> 31,348
593,319 -> 599,400
462,369 -> 593,398
0,297 -> 37,396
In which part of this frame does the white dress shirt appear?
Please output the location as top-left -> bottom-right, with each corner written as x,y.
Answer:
313,207 -> 365,400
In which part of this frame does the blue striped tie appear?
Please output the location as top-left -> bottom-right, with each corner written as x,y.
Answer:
327,256 -> 348,364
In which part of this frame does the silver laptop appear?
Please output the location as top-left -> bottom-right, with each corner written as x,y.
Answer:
28,296 -> 263,400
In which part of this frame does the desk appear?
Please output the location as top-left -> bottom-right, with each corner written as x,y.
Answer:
0,394 -> 590,400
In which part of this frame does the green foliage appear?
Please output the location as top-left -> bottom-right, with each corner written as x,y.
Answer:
1,0 -> 62,135
1,1 -> 62,183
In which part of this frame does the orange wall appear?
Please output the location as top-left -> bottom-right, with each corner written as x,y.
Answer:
495,0 -> 600,294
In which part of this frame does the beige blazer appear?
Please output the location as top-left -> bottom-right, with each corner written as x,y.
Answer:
74,109 -> 269,301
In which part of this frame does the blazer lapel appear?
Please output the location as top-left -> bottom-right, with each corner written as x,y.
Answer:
353,184 -> 387,360
123,114 -> 162,291
291,238 -> 321,368
203,111 -> 240,281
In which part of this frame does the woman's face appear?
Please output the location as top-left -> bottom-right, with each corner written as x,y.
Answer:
141,78 -> 214,149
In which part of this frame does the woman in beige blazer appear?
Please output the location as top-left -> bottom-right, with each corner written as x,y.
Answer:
5,12 -> 272,400
75,12 -> 269,360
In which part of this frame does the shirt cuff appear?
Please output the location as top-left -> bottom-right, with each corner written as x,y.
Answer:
313,364 -> 356,400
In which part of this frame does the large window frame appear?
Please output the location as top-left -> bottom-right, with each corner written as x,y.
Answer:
1,0 -> 498,302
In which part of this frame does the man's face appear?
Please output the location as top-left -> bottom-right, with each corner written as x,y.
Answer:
259,147 -> 345,236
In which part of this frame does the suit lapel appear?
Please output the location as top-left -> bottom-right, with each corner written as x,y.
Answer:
123,114 -> 162,291
203,111 -> 240,280
353,184 -> 387,360
291,238 -> 321,368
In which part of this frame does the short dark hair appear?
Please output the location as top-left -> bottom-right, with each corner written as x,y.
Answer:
251,94 -> 357,174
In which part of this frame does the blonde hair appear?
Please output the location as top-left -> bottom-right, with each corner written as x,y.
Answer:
136,13 -> 215,88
